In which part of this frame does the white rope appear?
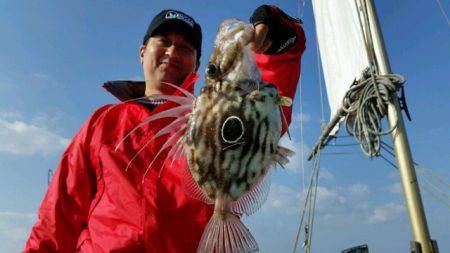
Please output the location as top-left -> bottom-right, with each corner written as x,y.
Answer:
380,141 -> 450,209
291,2 -> 335,252
421,186 -> 450,209
311,5 -> 327,128
418,171 -> 450,202
297,0 -> 306,20
415,162 -> 450,190
316,44 -> 326,128
299,75 -> 306,193
434,0 -> 450,28
342,71 -> 405,158
292,146 -> 322,253
415,163 -> 450,209
295,0 -> 307,223
305,151 -> 321,253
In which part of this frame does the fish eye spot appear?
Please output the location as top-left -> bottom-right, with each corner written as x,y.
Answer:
221,116 -> 244,143
206,63 -> 219,78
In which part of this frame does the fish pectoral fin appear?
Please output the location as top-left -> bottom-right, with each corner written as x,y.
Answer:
197,212 -> 258,253
272,145 -> 295,168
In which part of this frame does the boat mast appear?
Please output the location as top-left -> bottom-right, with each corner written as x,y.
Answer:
365,0 -> 438,252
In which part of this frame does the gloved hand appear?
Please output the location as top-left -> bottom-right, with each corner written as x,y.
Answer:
249,5 -> 301,54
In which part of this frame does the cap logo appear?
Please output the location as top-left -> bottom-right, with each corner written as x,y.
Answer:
165,11 -> 194,28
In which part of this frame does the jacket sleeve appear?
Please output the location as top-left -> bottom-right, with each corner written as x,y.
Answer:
252,6 -> 306,134
24,105 -> 111,252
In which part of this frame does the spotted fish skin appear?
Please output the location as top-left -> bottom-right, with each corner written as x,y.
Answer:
186,82 -> 281,201
184,19 -> 290,253
185,19 -> 284,205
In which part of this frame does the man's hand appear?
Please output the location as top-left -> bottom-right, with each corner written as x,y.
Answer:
248,24 -> 272,54
249,5 -> 300,55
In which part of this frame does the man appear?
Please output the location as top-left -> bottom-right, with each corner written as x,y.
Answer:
25,5 -> 306,252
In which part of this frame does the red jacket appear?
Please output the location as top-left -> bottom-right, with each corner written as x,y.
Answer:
24,24 -> 305,253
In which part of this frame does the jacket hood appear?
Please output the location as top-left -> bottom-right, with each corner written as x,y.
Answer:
102,72 -> 199,102
103,80 -> 146,102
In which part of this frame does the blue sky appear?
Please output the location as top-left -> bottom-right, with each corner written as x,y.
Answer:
0,0 -> 449,252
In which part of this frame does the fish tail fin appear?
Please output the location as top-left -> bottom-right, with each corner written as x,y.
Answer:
198,213 -> 258,253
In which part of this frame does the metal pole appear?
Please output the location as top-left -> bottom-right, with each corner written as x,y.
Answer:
365,1 -> 437,252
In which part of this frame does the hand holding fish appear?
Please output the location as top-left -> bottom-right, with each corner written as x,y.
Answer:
248,23 -> 272,54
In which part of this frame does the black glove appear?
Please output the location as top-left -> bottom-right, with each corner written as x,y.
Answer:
250,5 -> 301,54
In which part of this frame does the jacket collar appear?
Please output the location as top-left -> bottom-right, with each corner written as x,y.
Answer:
102,72 -> 199,102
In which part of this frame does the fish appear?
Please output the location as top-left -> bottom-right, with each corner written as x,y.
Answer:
185,19 -> 295,253
116,18 -> 294,253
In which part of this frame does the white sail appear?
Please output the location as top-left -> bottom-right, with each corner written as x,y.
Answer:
312,0 -> 370,134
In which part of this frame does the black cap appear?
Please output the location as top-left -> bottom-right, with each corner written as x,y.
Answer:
143,9 -> 202,59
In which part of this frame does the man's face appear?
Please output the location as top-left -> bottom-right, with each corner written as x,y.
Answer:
140,29 -> 199,88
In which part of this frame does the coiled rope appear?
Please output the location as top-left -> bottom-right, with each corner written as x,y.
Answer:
342,69 -> 405,158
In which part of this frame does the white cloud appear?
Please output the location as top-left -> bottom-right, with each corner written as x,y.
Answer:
128,75 -> 144,81
315,186 -> 347,211
31,72 -> 60,87
262,183 -> 301,215
0,211 -> 37,252
387,170 -> 399,179
0,114 -> 70,156
246,179 -> 413,252
387,182 -> 403,195
263,181 -> 407,226
30,111 -> 65,128
32,73 -> 50,79
279,136 -> 309,173
0,110 -> 22,120
261,183 -> 348,217
319,168 -> 334,181
274,110 -> 312,174
347,183 -> 370,198
368,203 -> 405,224
292,112 -> 311,124
288,112 -> 311,133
